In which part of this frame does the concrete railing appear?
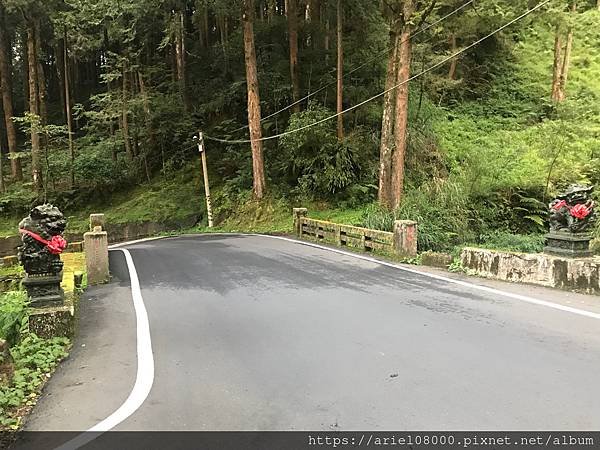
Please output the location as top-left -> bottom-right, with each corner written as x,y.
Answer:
293,208 -> 417,258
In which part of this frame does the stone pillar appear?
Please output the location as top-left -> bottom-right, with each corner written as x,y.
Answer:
84,214 -> 109,285
393,220 -> 418,258
293,208 -> 308,238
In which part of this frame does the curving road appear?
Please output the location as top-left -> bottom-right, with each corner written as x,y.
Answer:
23,234 -> 600,434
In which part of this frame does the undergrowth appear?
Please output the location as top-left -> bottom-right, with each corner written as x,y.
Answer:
0,292 -> 70,430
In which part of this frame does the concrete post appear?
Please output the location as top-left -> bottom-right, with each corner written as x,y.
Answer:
293,208 -> 308,238
84,214 -> 109,285
393,220 -> 418,258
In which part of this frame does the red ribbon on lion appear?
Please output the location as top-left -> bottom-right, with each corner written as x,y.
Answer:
552,200 -> 593,220
570,203 -> 592,220
19,229 -> 67,255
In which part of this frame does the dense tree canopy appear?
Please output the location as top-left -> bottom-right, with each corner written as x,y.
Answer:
0,0 -> 598,250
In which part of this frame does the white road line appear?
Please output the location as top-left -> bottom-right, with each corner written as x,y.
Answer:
261,234 -> 600,321
108,236 -> 168,249
55,249 -> 154,450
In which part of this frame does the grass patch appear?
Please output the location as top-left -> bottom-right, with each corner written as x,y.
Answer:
469,232 -> 546,254
0,164 -> 206,237
0,266 -> 23,279
206,194 -> 368,235
0,291 -> 70,430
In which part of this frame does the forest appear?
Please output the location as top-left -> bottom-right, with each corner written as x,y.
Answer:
0,0 -> 599,253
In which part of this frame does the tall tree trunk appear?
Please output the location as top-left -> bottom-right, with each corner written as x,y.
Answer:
0,142 -> 4,192
551,24 -> 563,102
217,12 -> 229,71
552,2 -> 577,103
336,0 -> 343,140
324,18 -> 330,63
448,32 -> 457,80
243,0 -> 266,199
64,29 -> 75,189
0,5 -> 22,180
390,15 -> 413,210
56,41 -> 66,122
138,70 -> 156,173
121,61 -> 133,161
138,71 -> 152,135
378,28 -> 399,209
27,21 -> 42,193
307,0 -> 320,48
175,11 -> 189,111
288,0 -> 300,112
203,7 -> 210,47
267,0 -> 275,22
34,20 -> 47,129
22,31 -> 29,114
309,0 -> 320,23
558,1 -> 577,102
34,19 -> 49,192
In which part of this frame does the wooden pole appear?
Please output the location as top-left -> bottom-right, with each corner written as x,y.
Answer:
197,132 -> 214,228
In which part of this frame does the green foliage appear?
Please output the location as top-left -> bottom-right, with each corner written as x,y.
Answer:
473,231 -> 546,254
278,105 -> 378,202
0,292 -> 28,348
362,181 -> 475,252
0,185 -> 37,216
0,292 -> 69,430
0,334 -> 69,429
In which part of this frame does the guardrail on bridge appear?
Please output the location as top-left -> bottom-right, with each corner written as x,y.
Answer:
293,208 -> 417,258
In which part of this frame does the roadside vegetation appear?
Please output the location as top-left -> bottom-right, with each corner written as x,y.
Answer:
0,291 -> 70,431
0,253 -> 83,431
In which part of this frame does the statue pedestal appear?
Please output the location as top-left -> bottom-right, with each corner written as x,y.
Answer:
544,231 -> 593,258
22,273 -> 65,307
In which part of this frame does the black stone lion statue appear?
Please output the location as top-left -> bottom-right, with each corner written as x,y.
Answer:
18,204 -> 68,276
549,185 -> 596,233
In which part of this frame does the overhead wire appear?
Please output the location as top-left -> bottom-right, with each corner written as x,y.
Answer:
205,0 -> 551,145
228,0 -> 476,134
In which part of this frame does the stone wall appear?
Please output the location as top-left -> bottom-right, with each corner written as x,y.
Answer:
461,247 -> 600,294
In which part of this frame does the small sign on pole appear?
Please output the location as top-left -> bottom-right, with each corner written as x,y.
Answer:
196,132 -> 214,228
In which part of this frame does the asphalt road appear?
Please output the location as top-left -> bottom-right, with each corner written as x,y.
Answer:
23,234 -> 600,434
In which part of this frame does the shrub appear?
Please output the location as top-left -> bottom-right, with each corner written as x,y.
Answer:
0,291 -> 70,430
476,231 -> 545,254
0,333 -> 69,430
362,180 -> 475,252
0,292 -> 28,348
278,105 -> 377,200
0,185 -> 37,217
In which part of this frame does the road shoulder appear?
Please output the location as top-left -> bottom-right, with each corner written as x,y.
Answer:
23,251 -> 138,431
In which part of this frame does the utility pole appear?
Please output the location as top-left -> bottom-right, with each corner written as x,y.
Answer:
196,132 -> 214,228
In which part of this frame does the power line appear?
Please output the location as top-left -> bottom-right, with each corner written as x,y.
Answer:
206,0 -> 550,145
229,0 -> 476,134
